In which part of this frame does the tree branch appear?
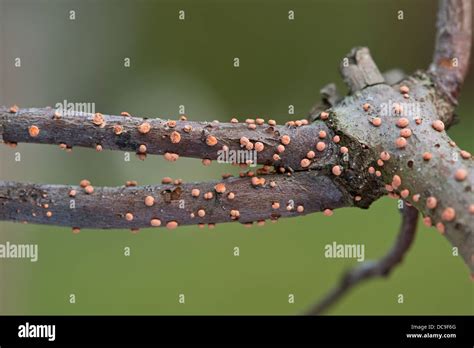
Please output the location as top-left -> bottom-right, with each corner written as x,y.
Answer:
340,47 -> 385,93
0,172 -> 353,230
330,73 -> 474,273
0,107 -> 337,172
303,0 -> 474,312
429,0 -> 472,105
305,205 -> 419,315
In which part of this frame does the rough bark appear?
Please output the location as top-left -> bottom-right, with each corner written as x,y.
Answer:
0,173 -> 353,229
327,74 -> 474,272
429,0 -> 472,105
340,47 -> 385,92
0,107 -> 337,172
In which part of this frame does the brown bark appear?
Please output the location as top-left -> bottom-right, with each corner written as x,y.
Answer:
429,0 -> 472,105
0,173 -> 352,229
0,107 -> 337,172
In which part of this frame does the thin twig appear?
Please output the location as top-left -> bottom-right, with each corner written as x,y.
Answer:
305,204 -> 419,315
429,0 -> 472,104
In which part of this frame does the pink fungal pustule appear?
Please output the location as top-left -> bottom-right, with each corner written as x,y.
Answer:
170,131 -> 181,144
206,135 -> 218,146
469,204 -> 474,214
391,175 -> 402,189
138,122 -> 151,134
436,222 -> 445,234
280,135 -> 291,145
432,120 -> 445,132
380,151 -> 390,161
371,118 -> 382,127
426,196 -> 437,209
316,142 -> 326,152
150,219 -> 161,227
400,128 -> 412,138
395,137 -> 407,149
166,221 -> 178,230
399,85 -> 409,93
254,142 -> 264,152
396,118 -> 409,128
301,159 -> 311,168
441,207 -> 456,222
28,125 -> 40,137
214,183 -> 226,193
9,105 -> 19,113
323,209 -> 333,216
423,217 -> 432,227
454,168 -> 468,181
332,165 -> 342,176
460,150 -> 471,159
144,196 -> 155,207
92,113 -> 105,126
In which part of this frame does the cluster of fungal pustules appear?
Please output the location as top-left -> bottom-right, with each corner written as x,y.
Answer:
352,85 -> 473,235
5,93 -> 472,234
6,104 -> 351,232
97,115 -> 338,231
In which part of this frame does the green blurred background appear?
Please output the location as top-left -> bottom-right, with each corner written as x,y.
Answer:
0,0 -> 473,315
